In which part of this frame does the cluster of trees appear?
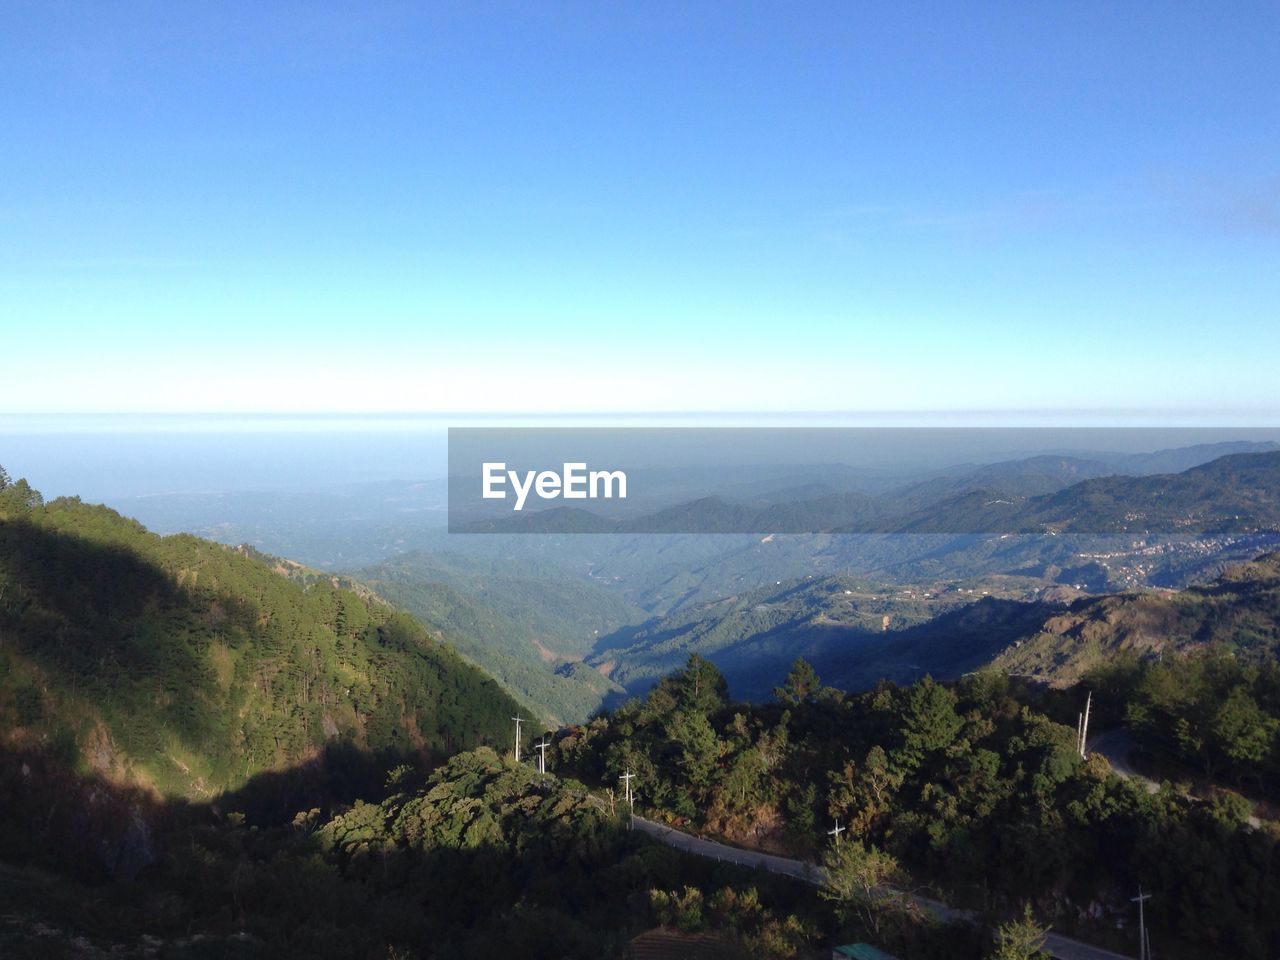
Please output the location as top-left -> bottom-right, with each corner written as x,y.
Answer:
555,654 -> 1280,959
1088,649 -> 1280,789
0,744 -> 831,959
0,464 -> 42,513
316,746 -> 831,958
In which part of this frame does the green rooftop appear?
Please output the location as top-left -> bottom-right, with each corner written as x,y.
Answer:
832,945 -> 900,960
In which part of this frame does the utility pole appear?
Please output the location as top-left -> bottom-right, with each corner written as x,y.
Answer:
1078,690 -> 1092,758
619,770 -> 635,806
1131,887 -> 1152,960
535,736 -> 550,775
629,790 -> 637,831
511,716 -> 524,763
827,819 -> 845,844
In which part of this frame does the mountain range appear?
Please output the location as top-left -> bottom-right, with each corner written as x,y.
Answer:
461,447 -> 1280,535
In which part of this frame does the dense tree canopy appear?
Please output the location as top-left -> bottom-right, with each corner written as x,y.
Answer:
557,654 -> 1280,959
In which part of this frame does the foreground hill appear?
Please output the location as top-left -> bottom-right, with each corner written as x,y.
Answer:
0,473 -> 523,801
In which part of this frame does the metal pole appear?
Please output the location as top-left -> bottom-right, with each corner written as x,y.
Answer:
511,716 -> 523,763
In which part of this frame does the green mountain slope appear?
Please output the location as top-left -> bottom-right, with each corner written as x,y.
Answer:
0,474 -> 523,800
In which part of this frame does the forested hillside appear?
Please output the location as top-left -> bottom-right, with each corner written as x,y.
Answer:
0,469 -> 523,801
355,552 -> 633,724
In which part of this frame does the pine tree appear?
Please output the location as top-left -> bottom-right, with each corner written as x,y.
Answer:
987,905 -> 1050,960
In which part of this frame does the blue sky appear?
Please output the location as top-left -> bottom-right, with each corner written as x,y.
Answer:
3,2 -> 1278,415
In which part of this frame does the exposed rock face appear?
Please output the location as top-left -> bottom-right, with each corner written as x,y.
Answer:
2,749 -> 164,882
77,786 -> 162,880
102,807 -> 159,880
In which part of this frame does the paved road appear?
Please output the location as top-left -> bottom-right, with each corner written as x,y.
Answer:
1088,729 -> 1158,793
631,816 -> 1134,960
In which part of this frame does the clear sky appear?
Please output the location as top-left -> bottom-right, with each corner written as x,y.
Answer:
3,2 -> 1278,416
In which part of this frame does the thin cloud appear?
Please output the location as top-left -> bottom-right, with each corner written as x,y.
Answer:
811,190 -> 1069,246
1151,170 -> 1280,238
1200,176 -> 1280,236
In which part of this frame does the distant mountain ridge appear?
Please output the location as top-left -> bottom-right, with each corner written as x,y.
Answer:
883,449 -> 1280,535
459,446 -> 1280,535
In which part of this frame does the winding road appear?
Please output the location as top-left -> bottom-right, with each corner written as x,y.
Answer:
1088,727 -> 1263,828
1087,729 -> 1158,792
631,816 -> 1134,960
